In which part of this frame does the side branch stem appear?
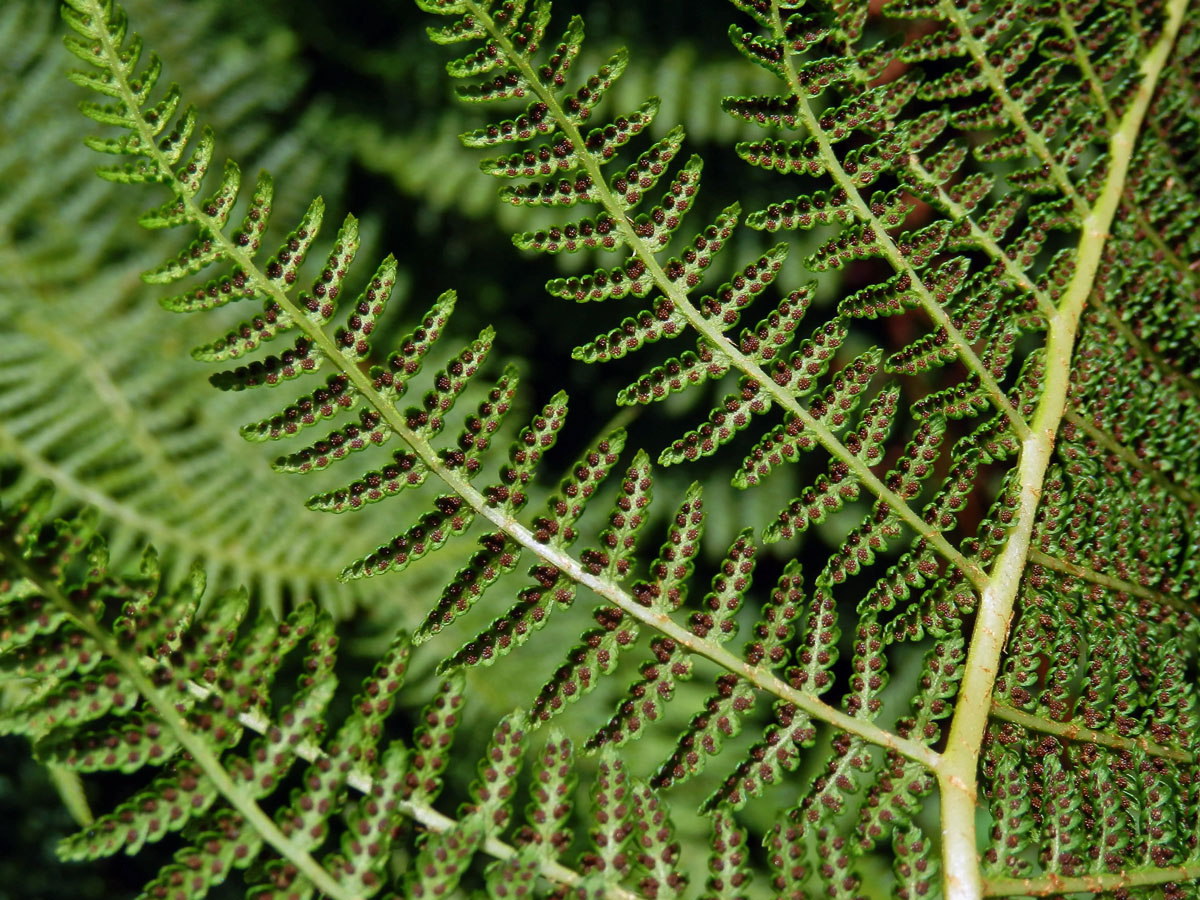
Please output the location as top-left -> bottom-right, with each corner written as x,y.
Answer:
170,664 -> 643,900
1088,294 -> 1200,401
0,542 -> 356,900
985,864 -> 1200,897
989,701 -> 1193,763
1028,549 -> 1185,611
939,0 -> 1087,216
1063,409 -> 1200,508
769,2 -> 1032,438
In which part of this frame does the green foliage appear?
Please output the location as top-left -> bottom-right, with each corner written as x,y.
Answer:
1,0 -> 1200,898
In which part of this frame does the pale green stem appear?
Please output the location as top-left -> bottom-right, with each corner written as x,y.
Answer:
996,6 -> 1200,384
1063,11 -> 1200,290
1059,6 -> 1121,132
955,0 -> 1200,391
989,700 -> 1193,763
77,0 -> 936,766
986,863 -> 1200,897
936,0 -> 1190,896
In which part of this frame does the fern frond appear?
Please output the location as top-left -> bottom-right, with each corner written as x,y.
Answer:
60,0 -> 607,632
407,0 -> 1200,897
417,0 -> 988,596
54,0 -> 1200,897
62,0 -> 957,815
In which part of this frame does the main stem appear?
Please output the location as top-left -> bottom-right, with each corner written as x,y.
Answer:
936,2 -> 1190,897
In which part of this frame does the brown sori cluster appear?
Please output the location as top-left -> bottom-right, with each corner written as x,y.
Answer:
653,672 -> 755,789
700,812 -> 750,900
630,781 -> 685,897
579,753 -> 632,879
305,448 -> 425,513
208,336 -> 318,390
489,394 -> 568,512
346,495 -> 472,580
620,341 -> 729,405
530,604 -> 638,723
272,409 -> 386,475
534,433 -> 626,547
404,675 -> 465,806
417,531 -> 518,643
610,128 -> 685,209
696,246 -> 788,325
738,284 -> 812,360
439,368 -> 518,474
737,135 -> 827,176
577,296 -> 684,364
580,452 -> 653,579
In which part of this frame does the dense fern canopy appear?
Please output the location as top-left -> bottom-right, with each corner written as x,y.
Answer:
2,0 -> 1199,898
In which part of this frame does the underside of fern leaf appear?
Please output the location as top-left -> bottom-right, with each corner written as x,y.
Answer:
49,0 -> 1200,897
410,0 -> 1200,897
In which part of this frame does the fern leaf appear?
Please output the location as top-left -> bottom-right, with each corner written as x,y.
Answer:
763,818 -> 809,900
700,811 -> 750,900
893,825 -> 939,900
629,780 -> 685,899
463,711 -> 527,837
50,0 -> 1200,897
578,750 -> 632,888
405,821 -> 483,899
405,673 -> 466,806
523,731 -> 575,861
616,340 -> 730,406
